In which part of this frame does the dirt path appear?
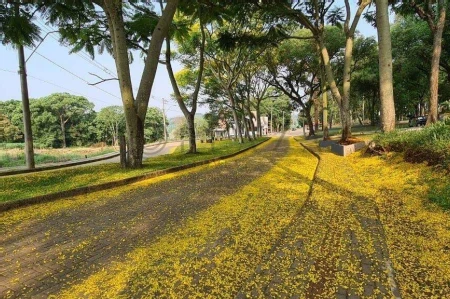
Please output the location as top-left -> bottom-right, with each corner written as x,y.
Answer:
1,138 -> 289,298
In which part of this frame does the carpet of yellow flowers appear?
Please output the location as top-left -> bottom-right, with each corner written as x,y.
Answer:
2,136 -> 449,298
298,140 -> 450,298
52,138 -> 317,298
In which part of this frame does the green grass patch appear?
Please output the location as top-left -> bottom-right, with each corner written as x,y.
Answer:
0,138 -> 267,203
0,148 -> 116,168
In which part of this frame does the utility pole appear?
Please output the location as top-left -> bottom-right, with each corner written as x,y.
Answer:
16,2 -> 35,169
162,98 -> 167,142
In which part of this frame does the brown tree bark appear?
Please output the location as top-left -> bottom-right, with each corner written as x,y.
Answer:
256,100 -> 262,137
16,2 -> 35,169
376,0 -> 396,132
427,0 -> 446,124
100,0 -> 178,167
18,45 -> 35,168
315,0 -> 370,142
228,89 -> 244,143
164,6 -> 205,153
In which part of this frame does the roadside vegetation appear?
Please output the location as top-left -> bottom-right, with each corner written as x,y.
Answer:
371,120 -> 450,169
0,138 -> 267,203
0,144 -> 116,167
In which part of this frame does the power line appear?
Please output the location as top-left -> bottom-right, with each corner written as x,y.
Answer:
34,20 -> 117,78
0,68 -> 16,74
34,51 -> 121,100
27,75 -> 111,105
0,68 -> 113,105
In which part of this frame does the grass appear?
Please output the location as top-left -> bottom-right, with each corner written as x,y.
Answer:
0,138 -> 267,203
372,121 -> 450,166
308,122 -> 410,139
0,147 -> 116,168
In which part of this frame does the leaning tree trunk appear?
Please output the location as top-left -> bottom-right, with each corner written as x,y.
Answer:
427,0 -> 446,125
318,36 -> 351,141
376,0 -> 396,132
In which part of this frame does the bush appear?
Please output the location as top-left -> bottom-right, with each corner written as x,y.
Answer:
372,121 -> 450,168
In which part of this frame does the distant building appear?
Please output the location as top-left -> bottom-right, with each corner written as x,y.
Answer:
213,112 -> 269,138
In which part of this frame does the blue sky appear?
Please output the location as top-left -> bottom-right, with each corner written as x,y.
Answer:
0,3 -> 380,118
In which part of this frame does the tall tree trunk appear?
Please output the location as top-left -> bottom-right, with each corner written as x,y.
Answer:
245,99 -> 255,139
103,1 -> 142,167
60,116 -> 67,148
427,0 -> 447,125
228,90 -> 243,143
256,100 -> 262,137
376,0 -> 396,132
186,113 -> 196,153
318,36 -> 352,141
17,42 -> 35,169
101,0 -> 178,168
314,97 -> 320,131
164,10 -> 204,153
316,0 -> 370,141
241,106 -> 251,140
341,36 -> 354,141
322,84 -> 329,139
305,104 -> 315,136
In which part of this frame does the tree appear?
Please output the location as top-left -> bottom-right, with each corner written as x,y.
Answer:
350,37 -> 380,125
376,0 -> 396,132
251,0 -> 371,141
2,1 -> 41,168
30,93 -> 96,148
204,15 -> 265,143
164,3 -> 206,153
395,0 -> 448,124
96,106 -> 125,146
263,35 -> 318,135
45,0 -> 179,167
391,16 -> 433,117
0,113 -> 21,142
260,96 -> 292,133
144,107 -> 166,143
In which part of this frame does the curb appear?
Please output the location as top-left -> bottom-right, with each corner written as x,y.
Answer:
0,138 -> 270,212
0,152 -> 120,177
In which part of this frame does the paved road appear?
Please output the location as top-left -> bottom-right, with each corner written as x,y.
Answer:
87,140 -> 184,165
0,136 -> 403,298
0,138 -> 290,298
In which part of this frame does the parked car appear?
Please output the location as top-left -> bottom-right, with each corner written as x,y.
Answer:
408,115 -> 427,127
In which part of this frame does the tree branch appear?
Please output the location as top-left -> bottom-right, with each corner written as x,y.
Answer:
88,72 -> 118,85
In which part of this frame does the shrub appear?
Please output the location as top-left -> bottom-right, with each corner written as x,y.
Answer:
372,121 -> 450,169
